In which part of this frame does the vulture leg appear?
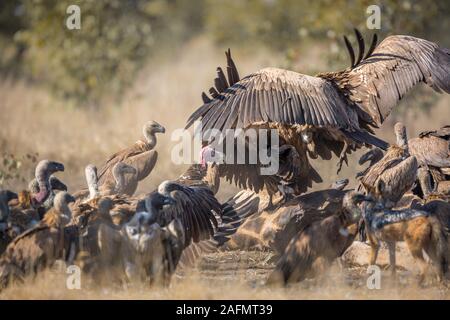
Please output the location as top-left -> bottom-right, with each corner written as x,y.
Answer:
387,241 -> 397,279
336,142 -> 350,174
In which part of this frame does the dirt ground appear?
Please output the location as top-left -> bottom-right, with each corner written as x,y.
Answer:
1,246 -> 449,300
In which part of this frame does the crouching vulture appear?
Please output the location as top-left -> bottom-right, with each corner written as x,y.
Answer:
0,192 -> 76,290
266,192 -> 372,285
186,30 -> 450,198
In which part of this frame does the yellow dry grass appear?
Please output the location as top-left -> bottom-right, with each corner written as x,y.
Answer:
1,37 -> 450,299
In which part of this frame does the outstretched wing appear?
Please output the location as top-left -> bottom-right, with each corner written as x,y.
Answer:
346,35 -> 450,126
159,183 -> 222,246
409,136 -> 450,168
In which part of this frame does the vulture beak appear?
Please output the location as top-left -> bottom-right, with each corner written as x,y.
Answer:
52,162 -> 65,172
358,151 -> 373,165
156,124 -> 166,134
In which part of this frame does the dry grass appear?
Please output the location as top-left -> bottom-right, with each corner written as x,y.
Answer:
1,37 -> 450,299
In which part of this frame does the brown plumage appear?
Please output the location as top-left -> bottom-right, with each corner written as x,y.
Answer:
360,122 -> 418,208
0,192 -> 76,290
97,121 -> 165,196
187,32 -> 450,196
409,125 -> 450,197
223,184 -> 350,254
266,192 -> 370,285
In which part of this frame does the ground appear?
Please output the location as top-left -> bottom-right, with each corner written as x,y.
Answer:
1,244 -> 449,300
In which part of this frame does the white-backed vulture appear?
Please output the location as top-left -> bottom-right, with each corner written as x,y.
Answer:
186,31 -> 450,197
97,121 -> 165,196
359,122 -> 418,208
30,160 -> 65,209
120,190 -> 221,285
266,192 -> 371,285
0,192 -> 76,290
408,125 -> 450,197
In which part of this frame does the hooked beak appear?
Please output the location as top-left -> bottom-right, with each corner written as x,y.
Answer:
157,125 -> 166,134
53,162 -> 65,172
358,152 -> 373,165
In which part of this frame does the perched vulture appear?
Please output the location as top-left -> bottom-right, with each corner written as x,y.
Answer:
97,121 -> 165,196
408,125 -> 450,197
186,30 -> 450,197
359,122 -> 418,208
0,192 -> 76,290
266,192 -> 371,285
30,160 -> 65,209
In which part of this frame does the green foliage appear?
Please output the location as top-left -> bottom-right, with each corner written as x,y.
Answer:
5,0 -> 205,104
0,152 -> 38,188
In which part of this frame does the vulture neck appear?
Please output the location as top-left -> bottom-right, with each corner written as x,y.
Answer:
418,168 -> 432,197
144,130 -> 157,149
204,164 -> 220,195
34,169 -> 50,204
43,202 -> 71,228
113,169 -> 126,194
88,180 -> 99,200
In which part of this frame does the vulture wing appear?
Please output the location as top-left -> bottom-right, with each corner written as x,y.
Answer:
345,35 -> 450,127
158,183 -> 222,247
97,141 -> 150,184
409,136 -> 450,168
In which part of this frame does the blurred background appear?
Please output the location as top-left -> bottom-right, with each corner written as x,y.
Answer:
0,0 -> 449,200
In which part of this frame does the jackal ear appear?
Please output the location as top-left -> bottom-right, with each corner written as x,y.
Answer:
375,180 -> 386,196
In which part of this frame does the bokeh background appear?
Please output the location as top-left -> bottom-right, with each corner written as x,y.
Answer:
1,0 -> 450,201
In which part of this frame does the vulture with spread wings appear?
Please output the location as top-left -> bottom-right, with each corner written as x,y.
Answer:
186,30 -> 450,198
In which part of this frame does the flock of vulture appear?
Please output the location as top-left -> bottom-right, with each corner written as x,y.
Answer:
1,30 -> 450,292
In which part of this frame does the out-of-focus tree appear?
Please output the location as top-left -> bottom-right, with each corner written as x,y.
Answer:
4,0 -> 205,104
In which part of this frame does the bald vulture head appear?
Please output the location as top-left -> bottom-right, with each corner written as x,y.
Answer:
51,191 -> 76,224
28,176 -> 67,194
85,164 -> 99,200
143,121 -> 165,148
330,178 -> 349,190
112,162 -> 137,194
342,191 -> 375,222
0,190 -> 18,221
33,160 -> 65,205
394,122 -> 408,150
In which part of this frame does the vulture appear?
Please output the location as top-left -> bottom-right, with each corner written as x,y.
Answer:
120,189 -> 221,285
408,125 -> 450,197
0,192 -> 76,290
359,122 -> 418,208
266,192 -> 371,285
356,147 -> 384,178
30,160 -> 65,210
74,162 -> 137,201
97,121 -> 165,196
223,180 -> 350,254
186,30 -> 450,198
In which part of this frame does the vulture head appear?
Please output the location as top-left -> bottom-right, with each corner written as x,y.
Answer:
143,121 -> 165,142
358,148 -> 384,166
85,164 -> 99,199
343,191 -> 375,222
200,145 -> 225,168
112,162 -> 137,194
28,176 -> 67,194
330,178 -> 349,190
0,190 -> 18,222
33,160 -> 65,205
50,191 -> 75,225
394,122 -> 408,150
